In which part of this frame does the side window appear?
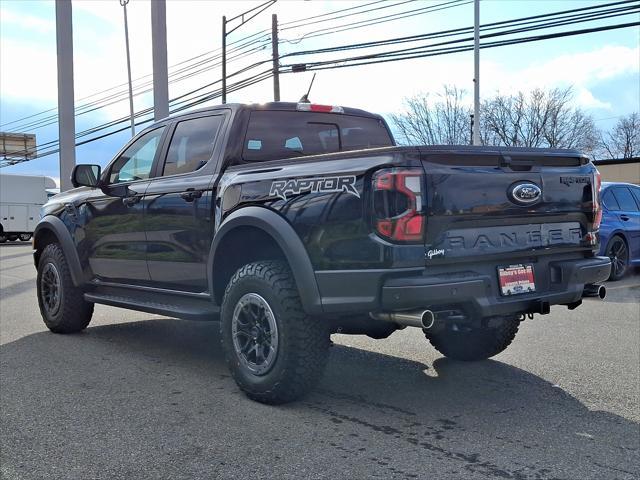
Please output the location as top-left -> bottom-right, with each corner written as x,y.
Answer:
162,115 -> 222,176
602,189 -> 620,211
109,127 -> 165,184
612,187 -> 639,212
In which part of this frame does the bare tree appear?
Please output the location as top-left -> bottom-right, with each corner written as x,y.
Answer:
392,85 -> 598,153
597,113 -> 640,159
390,86 -> 471,146
481,87 -> 597,152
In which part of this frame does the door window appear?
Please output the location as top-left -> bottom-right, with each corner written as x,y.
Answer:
162,115 -> 223,176
109,127 -> 165,184
612,187 -> 639,212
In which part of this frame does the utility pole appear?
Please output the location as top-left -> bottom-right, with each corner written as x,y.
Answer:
151,0 -> 169,120
221,1 -> 276,104
272,14 -> 280,101
473,0 -> 480,146
55,0 -> 75,191
121,0 -> 135,137
222,16 -> 227,104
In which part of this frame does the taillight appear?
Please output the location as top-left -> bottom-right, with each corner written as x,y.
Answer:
592,168 -> 602,230
372,168 -> 424,242
585,168 -> 602,246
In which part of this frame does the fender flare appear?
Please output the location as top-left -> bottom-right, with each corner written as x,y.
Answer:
208,206 -> 323,315
33,216 -> 84,287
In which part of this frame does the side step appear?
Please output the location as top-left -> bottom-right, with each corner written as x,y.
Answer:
84,287 -> 220,321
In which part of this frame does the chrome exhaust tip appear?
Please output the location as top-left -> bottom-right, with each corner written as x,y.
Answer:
583,284 -> 606,300
421,310 -> 435,329
370,310 -> 436,329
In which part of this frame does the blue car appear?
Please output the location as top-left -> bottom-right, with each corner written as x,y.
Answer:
599,182 -> 640,280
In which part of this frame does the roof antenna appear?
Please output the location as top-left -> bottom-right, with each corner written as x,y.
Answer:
298,73 -> 316,103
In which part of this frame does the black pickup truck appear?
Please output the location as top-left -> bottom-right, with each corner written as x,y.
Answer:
34,102 -> 611,404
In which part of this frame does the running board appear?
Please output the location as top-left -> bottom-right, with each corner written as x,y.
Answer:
84,288 -> 220,321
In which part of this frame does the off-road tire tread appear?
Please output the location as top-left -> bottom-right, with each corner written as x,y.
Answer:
37,243 -> 93,333
425,317 -> 520,361
221,260 -> 329,404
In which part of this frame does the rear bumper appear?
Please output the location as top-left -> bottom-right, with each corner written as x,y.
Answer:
315,255 -> 611,317
379,256 -> 611,317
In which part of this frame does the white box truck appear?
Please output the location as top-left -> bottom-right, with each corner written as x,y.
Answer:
0,174 -> 57,243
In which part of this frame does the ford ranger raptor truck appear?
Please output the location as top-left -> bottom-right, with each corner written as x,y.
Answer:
33,102 -> 611,404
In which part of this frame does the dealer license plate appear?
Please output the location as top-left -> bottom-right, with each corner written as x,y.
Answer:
498,264 -> 536,296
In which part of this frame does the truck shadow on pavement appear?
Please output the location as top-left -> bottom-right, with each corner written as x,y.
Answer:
1,318 -> 638,480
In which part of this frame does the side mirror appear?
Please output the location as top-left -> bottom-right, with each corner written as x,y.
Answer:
71,164 -> 101,188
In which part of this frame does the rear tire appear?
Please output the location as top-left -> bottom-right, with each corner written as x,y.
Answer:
37,243 -> 93,333
220,260 -> 330,404
0,234 -> 6,243
7,234 -> 18,242
605,234 -> 629,281
425,316 -> 520,361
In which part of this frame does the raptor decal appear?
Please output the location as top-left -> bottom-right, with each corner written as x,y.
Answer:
269,175 -> 360,201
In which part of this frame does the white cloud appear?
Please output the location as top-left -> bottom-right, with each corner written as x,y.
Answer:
0,7 -> 54,34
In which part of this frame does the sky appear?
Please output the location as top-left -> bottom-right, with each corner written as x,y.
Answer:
1,0 -> 639,185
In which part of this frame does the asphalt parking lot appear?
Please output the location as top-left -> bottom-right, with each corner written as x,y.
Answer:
1,242 -> 638,480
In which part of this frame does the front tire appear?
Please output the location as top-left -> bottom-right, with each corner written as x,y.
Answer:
606,235 -> 629,281
220,260 -> 330,404
425,316 -> 520,361
37,243 -> 94,333
19,233 -> 32,241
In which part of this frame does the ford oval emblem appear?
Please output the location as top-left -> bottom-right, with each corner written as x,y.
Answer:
509,182 -> 542,205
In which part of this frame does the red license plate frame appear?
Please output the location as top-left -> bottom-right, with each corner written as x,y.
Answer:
498,264 -> 536,296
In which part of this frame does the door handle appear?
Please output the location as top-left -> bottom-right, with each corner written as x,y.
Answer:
620,214 -> 629,221
122,196 -> 141,206
180,190 -> 203,202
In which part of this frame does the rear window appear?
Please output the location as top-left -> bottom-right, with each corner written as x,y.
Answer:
612,187 -> 639,212
242,111 -> 393,162
602,189 -> 620,211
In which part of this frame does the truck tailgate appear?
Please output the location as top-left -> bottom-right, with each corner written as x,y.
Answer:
420,148 -> 597,263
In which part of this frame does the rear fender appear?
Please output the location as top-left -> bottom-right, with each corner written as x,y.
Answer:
208,206 -> 323,315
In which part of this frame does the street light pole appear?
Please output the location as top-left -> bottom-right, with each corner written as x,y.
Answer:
473,0 -> 480,146
272,14 -> 280,101
120,0 -> 135,137
222,16 -> 227,104
221,0 -> 277,104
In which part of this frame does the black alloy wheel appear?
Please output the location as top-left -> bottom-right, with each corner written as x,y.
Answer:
231,292 -> 279,376
607,235 -> 628,281
40,262 -> 62,316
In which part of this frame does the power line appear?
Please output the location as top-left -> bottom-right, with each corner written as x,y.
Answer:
278,0 -> 472,44
3,37 -> 271,133
282,21 -> 639,72
1,69 -> 275,165
1,0 -> 418,131
283,0 -> 638,57
8,41 -> 271,133
279,0 -> 417,31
